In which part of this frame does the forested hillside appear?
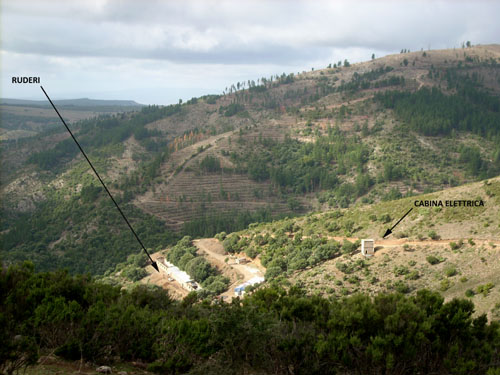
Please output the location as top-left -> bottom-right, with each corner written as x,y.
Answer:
2,45 -> 500,276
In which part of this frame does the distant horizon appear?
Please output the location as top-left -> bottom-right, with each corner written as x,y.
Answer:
1,96 -> 146,104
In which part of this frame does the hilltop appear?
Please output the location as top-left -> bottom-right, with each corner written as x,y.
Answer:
1,44 -> 500,277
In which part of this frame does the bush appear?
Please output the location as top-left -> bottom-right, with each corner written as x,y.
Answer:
440,279 -> 452,291
426,255 -> 441,265
380,214 -> 391,223
428,230 -> 440,240
202,275 -> 230,294
444,265 -> 457,277
122,266 -> 147,281
223,234 -> 240,253
341,240 -> 359,254
265,266 -> 284,279
393,265 -> 409,276
449,241 -> 463,250
405,271 -> 420,280
465,289 -> 475,297
476,283 -> 494,296
215,232 -> 227,241
185,257 -> 215,283
245,247 -> 259,259
394,281 -> 410,294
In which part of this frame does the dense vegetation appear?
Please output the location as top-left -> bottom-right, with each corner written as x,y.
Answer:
233,129 -> 371,207
376,86 -> 500,138
0,189 -> 176,274
222,217 -> 359,280
2,261 -> 500,375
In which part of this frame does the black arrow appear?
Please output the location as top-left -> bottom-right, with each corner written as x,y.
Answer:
40,86 -> 159,272
382,207 -> 413,238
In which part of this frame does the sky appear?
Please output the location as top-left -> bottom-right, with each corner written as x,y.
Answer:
1,0 -> 499,105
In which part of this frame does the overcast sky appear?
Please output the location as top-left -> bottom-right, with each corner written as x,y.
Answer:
1,0 -> 499,105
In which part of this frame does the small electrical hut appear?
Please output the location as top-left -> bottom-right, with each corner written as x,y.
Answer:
361,239 -> 374,257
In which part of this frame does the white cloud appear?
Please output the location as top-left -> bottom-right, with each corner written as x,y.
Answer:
1,0 -> 499,104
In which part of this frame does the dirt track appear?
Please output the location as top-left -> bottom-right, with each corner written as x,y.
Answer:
194,238 -> 265,299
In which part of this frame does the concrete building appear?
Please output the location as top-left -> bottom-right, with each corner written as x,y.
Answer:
361,239 -> 374,257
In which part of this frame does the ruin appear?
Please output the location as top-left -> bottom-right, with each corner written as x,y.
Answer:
156,257 -> 202,291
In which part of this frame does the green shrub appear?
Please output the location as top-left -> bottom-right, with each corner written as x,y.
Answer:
405,270 -> 420,280
476,283 -> 494,296
347,276 -> 360,285
341,240 -> 360,254
394,281 -> 410,294
428,230 -> 440,240
265,266 -> 284,279
465,289 -> 475,297
202,275 -> 230,294
380,214 -> 391,223
223,234 -> 240,253
335,262 -> 349,273
393,265 -> 409,276
122,266 -> 147,281
245,247 -> 259,259
440,279 -> 452,291
215,231 -> 227,241
444,265 -> 457,277
185,257 -> 215,283
426,255 -> 441,265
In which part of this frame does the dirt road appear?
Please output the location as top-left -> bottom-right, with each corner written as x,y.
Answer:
194,238 -> 265,299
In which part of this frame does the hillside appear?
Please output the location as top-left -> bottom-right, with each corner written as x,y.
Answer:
1,45 -> 500,276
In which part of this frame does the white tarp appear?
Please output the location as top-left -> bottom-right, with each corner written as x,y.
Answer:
235,276 -> 265,292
